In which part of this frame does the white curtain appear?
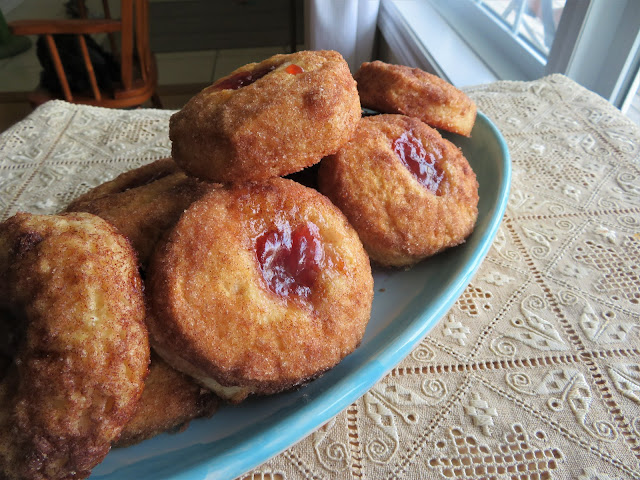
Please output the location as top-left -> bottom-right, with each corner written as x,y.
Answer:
305,0 -> 381,72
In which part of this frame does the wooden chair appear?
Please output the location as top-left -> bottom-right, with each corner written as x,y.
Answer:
8,0 -> 162,109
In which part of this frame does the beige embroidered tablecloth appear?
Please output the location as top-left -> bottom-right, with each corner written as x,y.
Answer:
1,74 -> 639,479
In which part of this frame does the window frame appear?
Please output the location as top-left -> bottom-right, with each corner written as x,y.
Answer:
378,0 -> 640,108
377,0 -> 499,86
428,0 -> 590,81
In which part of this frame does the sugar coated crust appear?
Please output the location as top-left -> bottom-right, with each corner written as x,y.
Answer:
66,159 -> 216,268
146,178 -> 373,402
354,61 -> 477,136
0,212 -> 149,480
170,50 -> 361,183
318,114 -> 479,267
114,353 -> 219,447
66,157 -> 181,209
65,161 -> 222,443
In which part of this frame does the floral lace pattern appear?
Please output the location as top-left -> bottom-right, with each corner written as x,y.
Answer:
1,74 -> 639,479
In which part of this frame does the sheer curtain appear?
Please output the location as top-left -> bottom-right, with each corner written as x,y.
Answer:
305,0 -> 380,72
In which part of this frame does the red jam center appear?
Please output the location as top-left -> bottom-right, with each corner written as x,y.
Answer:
213,64 -> 277,91
256,221 -> 324,299
285,64 -> 303,75
393,131 -> 444,195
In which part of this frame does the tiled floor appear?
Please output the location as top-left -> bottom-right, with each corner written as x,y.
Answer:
156,46 -> 290,89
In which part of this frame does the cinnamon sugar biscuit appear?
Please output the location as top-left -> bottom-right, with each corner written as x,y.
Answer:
67,157 -> 180,209
354,61 -> 477,136
169,50 -> 361,183
66,160 -> 216,267
318,114 -> 479,267
65,165 -> 221,445
115,353 -> 219,447
146,178 -> 373,402
0,212 -> 148,480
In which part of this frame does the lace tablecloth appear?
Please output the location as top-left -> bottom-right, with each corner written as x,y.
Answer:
1,74 -> 640,479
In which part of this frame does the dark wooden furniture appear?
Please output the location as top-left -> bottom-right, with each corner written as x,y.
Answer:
8,0 -> 161,108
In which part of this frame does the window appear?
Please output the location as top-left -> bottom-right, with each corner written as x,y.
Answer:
478,0 -> 566,58
412,0 -> 588,81
378,0 -> 640,108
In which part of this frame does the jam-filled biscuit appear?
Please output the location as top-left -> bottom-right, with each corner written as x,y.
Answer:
170,50 -> 361,183
318,114 -> 479,268
354,61 -> 477,136
146,178 -> 373,402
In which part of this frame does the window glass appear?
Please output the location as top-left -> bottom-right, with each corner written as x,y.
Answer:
481,0 -> 567,58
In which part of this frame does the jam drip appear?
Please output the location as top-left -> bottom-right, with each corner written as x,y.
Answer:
213,64 -> 278,91
393,131 -> 444,195
285,64 -> 303,75
256,221 -> 324,299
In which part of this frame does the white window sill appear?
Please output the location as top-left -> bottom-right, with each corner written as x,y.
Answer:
377,0 -> 499,87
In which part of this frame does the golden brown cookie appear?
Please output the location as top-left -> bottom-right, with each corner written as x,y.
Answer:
66,159 -> 216,268
65,161 -> 221,446
0,212 -> 149,480
114,353 -> 219,447
67,157 -> 181,209
318,114 -> 479,267
354,61 -> 477,136
169,50 -> 361,183
146,178 -> 373,403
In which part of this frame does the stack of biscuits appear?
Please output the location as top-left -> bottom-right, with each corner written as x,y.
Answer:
0,50 -> 478,480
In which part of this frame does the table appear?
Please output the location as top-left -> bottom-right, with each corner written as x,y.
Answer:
1,74 -> 640,479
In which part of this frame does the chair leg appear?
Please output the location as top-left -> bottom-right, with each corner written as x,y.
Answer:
151,91 -> 163,109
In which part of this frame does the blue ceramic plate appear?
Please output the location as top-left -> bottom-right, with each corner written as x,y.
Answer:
92,111 -> 511,480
